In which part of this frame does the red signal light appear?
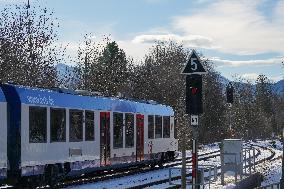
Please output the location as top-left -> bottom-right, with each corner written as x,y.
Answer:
191,87 -> 198,95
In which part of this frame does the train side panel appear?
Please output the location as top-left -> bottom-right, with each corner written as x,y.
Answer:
144,115 -> 178,160
0,102 -> 7,179
20,105 -> 101,176
4,84 -> 177,178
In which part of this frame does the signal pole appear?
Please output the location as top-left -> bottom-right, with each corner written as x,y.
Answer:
226,83 -> 234,137
181,50 -> 207,189
280,128 -> 284,189
181,134 -> 186,189
192,123 -> 198,188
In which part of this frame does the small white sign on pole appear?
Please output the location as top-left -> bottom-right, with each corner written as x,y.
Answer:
191,115 -> 198,126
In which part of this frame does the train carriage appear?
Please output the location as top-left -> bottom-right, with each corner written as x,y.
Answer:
0,88 -> 7,180
1,84 -> 178,184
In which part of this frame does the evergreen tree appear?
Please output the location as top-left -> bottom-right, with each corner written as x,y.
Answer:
96,41 -> 130,96
75,36 -> 131,97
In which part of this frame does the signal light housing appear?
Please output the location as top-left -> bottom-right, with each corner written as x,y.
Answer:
186,74 -> 203,115
226,83 -> 234,104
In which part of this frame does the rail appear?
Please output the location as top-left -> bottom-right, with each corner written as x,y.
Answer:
256,183 -> 280,189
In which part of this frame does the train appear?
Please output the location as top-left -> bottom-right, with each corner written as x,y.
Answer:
0,83 -> 178,186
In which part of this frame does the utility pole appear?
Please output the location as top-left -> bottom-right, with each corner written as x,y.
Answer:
181,50 -> 207,189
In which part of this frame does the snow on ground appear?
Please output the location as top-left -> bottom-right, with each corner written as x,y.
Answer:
253,139 -> 283,187
67,140 -> 283,189
0,140 -> 282,189
63,141 -> 250,189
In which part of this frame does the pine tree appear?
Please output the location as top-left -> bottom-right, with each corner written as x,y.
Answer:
75,36 -> 131,97
96,41 -> 130,96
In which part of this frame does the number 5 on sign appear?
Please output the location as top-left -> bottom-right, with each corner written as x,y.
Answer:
191,115 -> 198,126
191,58 -> 197,71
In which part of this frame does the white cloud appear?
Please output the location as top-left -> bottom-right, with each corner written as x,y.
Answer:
132,34 -> 213,49
171,0 -> 284,55
270,75 -> 284,82
240,73 -> 283,82
117,40 -> 152,62
241,73 -> 260,81
211,57 -> 283,67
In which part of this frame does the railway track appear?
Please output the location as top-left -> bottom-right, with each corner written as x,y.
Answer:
62,144 -> 263,189
109,144 -> 272,189
0,142 -> 276,189
55,150 -> 220,189
0,149 -> 221,189
160,143 -> 275,189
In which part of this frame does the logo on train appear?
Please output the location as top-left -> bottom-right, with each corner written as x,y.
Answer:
27,95 -> 55,106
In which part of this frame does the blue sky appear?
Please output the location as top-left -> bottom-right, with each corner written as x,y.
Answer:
1,0 -> 283,82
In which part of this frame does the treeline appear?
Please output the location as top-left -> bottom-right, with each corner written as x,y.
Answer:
0,2 -> 283,146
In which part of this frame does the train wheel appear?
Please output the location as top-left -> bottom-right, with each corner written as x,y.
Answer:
27,176 -> 39,189
158,153 -> 164,167
150,163 -> 156,168
14,177 -> 28,189
44,165 -> 60,188
15,176 -> 38,189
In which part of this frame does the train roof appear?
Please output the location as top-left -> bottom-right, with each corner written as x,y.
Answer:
0,87 -> 6,102
3,84 -> 174,116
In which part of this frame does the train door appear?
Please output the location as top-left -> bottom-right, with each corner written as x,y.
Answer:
136,114 -> 144,161
100,112 -> 111,166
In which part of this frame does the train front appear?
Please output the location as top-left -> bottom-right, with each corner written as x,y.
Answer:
0,87 -> 7,180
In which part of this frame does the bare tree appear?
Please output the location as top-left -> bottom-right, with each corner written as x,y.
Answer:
131,42 -> 228,145
200,60 -> 227,143
0,1 -> 66,88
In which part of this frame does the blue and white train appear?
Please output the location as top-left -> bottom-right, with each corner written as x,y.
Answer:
0,84 -> 178,186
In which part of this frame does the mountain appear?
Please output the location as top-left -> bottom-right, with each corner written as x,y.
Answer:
218,75 -> 231,86
56,63 -> 75,79
56,63 -> 79,88
273,79 -> 284,94
217,74 -> 284,95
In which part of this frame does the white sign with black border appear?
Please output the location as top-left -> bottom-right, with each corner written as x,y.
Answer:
181,49 -> 207,75
191,115 -> 198,126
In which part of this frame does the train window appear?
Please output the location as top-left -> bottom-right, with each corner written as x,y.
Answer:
85,111 -> 95,141
113,112 -> 123,148
29,106 -> 47,143
155,115 -> 162,138
50,108 -> 66,142
69,109 -> 83,142
125,113 -> 134,148
163,116 -> 170,138
148,115 -> 154,139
